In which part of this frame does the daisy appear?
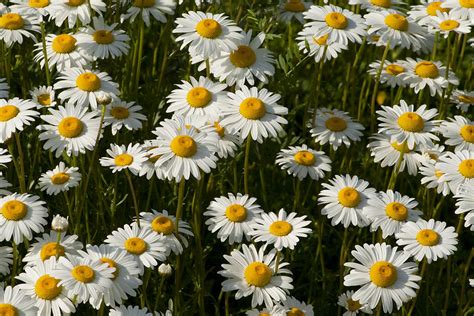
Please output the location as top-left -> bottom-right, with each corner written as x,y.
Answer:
0,246 -> 12,275
279,0 -> 312,24
121,0 -> 176,26
419,159 -> 452,195
200,119 -> 241,159
368,59 -> 409,88
442,0 -> 474,22
408,0 -> 451,26
318,174 -> 377,228
451,89 -> 473,113
310,108 -> 364,150
38,162 -> 81,195
337,290 -> 373,316
276,144 -> 332,180
417,143 -> 446,165
0,173 -> 12,196
138,140 -> 168,180
454,184 -> 474,230
402,58 -> 459,96
0,78 -> 8,98
437,150 -> 474,193
16,257 -> 76,316
296,31 -> 348,63
219,244 -> 293,308
49,0 -> 106,28
9,0 -> 52,18
209,30 -> 276,88
365,190 -> 423,238
0,11 -> 40,47
302,5 -> 367,45
38,103 -> 102,158
0,98 -> 39,143
105,223 -> 170,273
0,148 -> 12,166
246,305 -> 285,316
23,231 -> 83,265
0,193 -> 48,244
427,11 -> 471,36
279,297 -> 314,316
100,143 -> 148,175
348,0 -> 404,12
344,243 -> 421,313
396,219 -> 458,263
30,86 -> 57,109
140,209 -> 194,255
465,211 -> 474,231
54,67 -> 119,110
109,305 -> 154,316
377,100 -> 439,150
103,99 -> 146,135
204,193 -> 263,245
438,116 -> 474,151
0,285 -> 37,316
220,86 -> 288,143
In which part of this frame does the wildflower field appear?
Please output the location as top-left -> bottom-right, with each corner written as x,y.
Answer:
0,0 -> 473,315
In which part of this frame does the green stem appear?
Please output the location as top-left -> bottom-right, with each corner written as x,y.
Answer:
174,179 -> 186,315
125,170 -> 140,227
243,136 -> 252,195
134,17 -> 145,95
370,41 -> 391,132
40,22 -> 51,86
14,133 -> 26,193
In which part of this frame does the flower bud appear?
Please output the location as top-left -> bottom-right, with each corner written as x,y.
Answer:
96,91 -> 112,106
158,263 -> 172,277
51,215 -> 68,232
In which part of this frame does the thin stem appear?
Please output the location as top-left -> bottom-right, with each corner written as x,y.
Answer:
312,45 -> 328,124
134,17 -> 145,95
274,250 -> 281,273
387,151 -> 404,190
14,133 -> 26,193
174,178 -> 186,316
125,170 -> 140,227
243,136 -> 252,195
292,180 -> 301,212
370,41 -> 391,132
40,21 -> 51,86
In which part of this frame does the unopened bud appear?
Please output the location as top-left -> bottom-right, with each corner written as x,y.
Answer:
158,263 -> 172,277
96,91 -> 112,106
51,215 -> 68,232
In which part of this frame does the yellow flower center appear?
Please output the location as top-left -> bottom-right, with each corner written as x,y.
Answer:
0,304 -> 17,316
287,307 -> 305,316
0,105 -> 19,122
1,200 -> 28,221
52,34 -> 77,53
294,150 -> 316,166
195,19 -> 222,39
58,117 -> 83,138
347,299 -> 362,311
440,19 -> 460,31
385,202 -> 408,221
370,261 -> 398,287
133,0 -> 155,7
214,122 -> 225,137
386,64 -> 405,76
40,242 -> 65,261
34,275 -> 62,300
170,135 -> 197,158
100,257 -> 119,279
151,216 -> 174,235
384,13 -> 408,31
110,106 -> 130,119
397,112 -> 425,132
377,91 -> 388,105
67,0 -> 85,6
370,0 -> 391,8
269,220 -> 293,236
313,34 -> 329,45
71,265 -> 95,283
416,229 -> 440,246
285,0 -> 305,12
460,125 -> 474,143
28,0 -> 49,7
458,95 -> 474,104
93,30 -> 114,44
259,313 -> 270,316
325,12 -> 348,29
435,169 -> 444,178
244,262 -> 272,287
325,117 -> 347,132
114,153 -> 134,167
76,73 -> 101,92
230,45 -> 257,68
460,0 -> 474,8
0,13 -> 24,30
459,159 -> 474,178
426,2 -> 450,15
415,61 -> 439,78
338,187 -> 361,208
239,97 -> 266,120
37,94 -> 51,106
225,204 -> 247,222
186,87 -> 212,108
51,172 -> 70,185
124,237 -> 147,255
391,141 -> 411,153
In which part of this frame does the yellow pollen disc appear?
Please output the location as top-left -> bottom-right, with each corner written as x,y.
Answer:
386,64 -> 405,76
34,275 -> 62,300
370,261 -> 398,287
458,95 -> 474,104
397,112 -> 425,132
37,94 -> 51,106
371,35 -> 381,41
133,0 -> 155,7
239,97 -> 266,120
151,216 -> 174,235
1,200 -> 28,221
346,299 -> 362,311
287,307 -> 305,316
186,87 -> 212,108
225,204 -> 247,222
385,202 -> 408,221
114,153 -> 134,167
195,18 -> 222,39
370,0 -> 391,8
67,0 -> 85,6
313,34 -> 329,45
76,73 -> 101,92
110,106 -> 130,119
460,125 -> 474,143
459,159 -> 474,178
40,242 -> 65,261
285,0 -> 305,12
384,13 -> 409,31
435,169 -> 443,178
71,265 -> 95,283
230,45 -> 257,68
214,122 -> 225,137
325,117 -> 347,132
28,0 -> 49,8
377,91 -> 388,105
58,117 -> 83,138
294,150 -> 316,166
269,220 -> 293,236
416,229 -> 440,246
52,34 -> 77,54
259,313 -> 270,316
460,0 -> 474,8
244,262 -> 272,287
440,20 -> 459,31
325,12 -> 348,29
170,135 -> 197,158
51,172 -> 70,185
100,257 -> 119,279
426,2 -> 450,15
93,30 -> 114,44
391,141 -> 411,153
0,105 -> 19,122
415,61 -> 439,78
0,13 -> 24,30
338,187 -> 361,208
124,237 -> 147,255
0,304 -> 18,316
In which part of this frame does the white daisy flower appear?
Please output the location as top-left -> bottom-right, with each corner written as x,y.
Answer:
0,98 -> 39,143
0,174 -> 12,196
0,148 -> 12,166
0,78 -> 8,99
417,143 -> 446,165
337,290 -> 373,316
279,296 -> 314,316
451,89 -> 473,113
38,162 -> 81,195
296,30 -> 348,63
200,119 -> 241,159
246,305 -> 285,316
138,140 -> 168,180
30,86 -> 57,109
103,99 -> 146,135
419,160 -> 451,195
49,0 -> 105,28
0,284 -> 37,316
437,150 -> 474,194
348,0 -> 404,12
408,0 -> 451,26
438,116 -> 474,151
279,0 -> 311,24
9,0 -> 53,18
465,211 -> 474,231
220,86 -> 288,143
100,143 -> 148,175
395,219 -> 458,263
318,174 -> 377,228
427,11 -> 471,36
454,184 -> 474,230
344,243 -> 421,313
219,244 -> 293,308
441,0 -> 474,22
38,103 -> 102,158
0,11 -> 40,47
109,305 -> 154,316
367,59 -> 409,88
121,0 -> 175,26
276,144 -> 332,180
0,246 -> 12,275
204,193 -> 263,245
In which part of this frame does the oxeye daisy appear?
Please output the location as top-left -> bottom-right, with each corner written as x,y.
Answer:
0,193 -> 48,244
173,11 -> 243,59
49,0 -> 106,28
22,231 -> 82,265
427,11 -> 471,36
0,246 -> 12,275
279,0 -> 312,24
417,143 -> 445,165
438,116 -> 474,151
303,4 -> 367,45
279,296 -> 314,316
419,159 -> 451,195
465,211 -> 474,231
441,0 -> 474,22
54,67 -> 119,110
343,243 -> 421,313
310,108 -> 364,150
103,99 -> 146,135
377,100 -> 439,150
38,103 -> 102,158
437,150 -> 474,193
296,30 -> 348,63
220,86 -> 288,143
337,290 -> 373,316
0,148 -> 12,166
16,257 -> 76,316
138,140 -> 168,180
200,119 -> 241,159
10,0 -> 53,18
0,98 -> 39,143
219,244 -> 293,308
368,59 -> 409,88
276,144 -> 331,180
0,174 -> 12,196
454,184 -> 474,231
365,190 -> 422,238
140,209 -> 193,255
348,0 -> 404,12
451,89 -> 473,113
0,78 -> 8,99
0,11 -> 40,47
395,219 -> 458,263
38,162 -> 81,195
109,305 -> 154,316
246,305 -> 285,316
100,143 -> 148,175
204,193 -> 263,245
30,86 -> 57,109
318,174 -> 377,228
121,0 -> 176,26
0,284 -> 37,316
408,0 -> 451,26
